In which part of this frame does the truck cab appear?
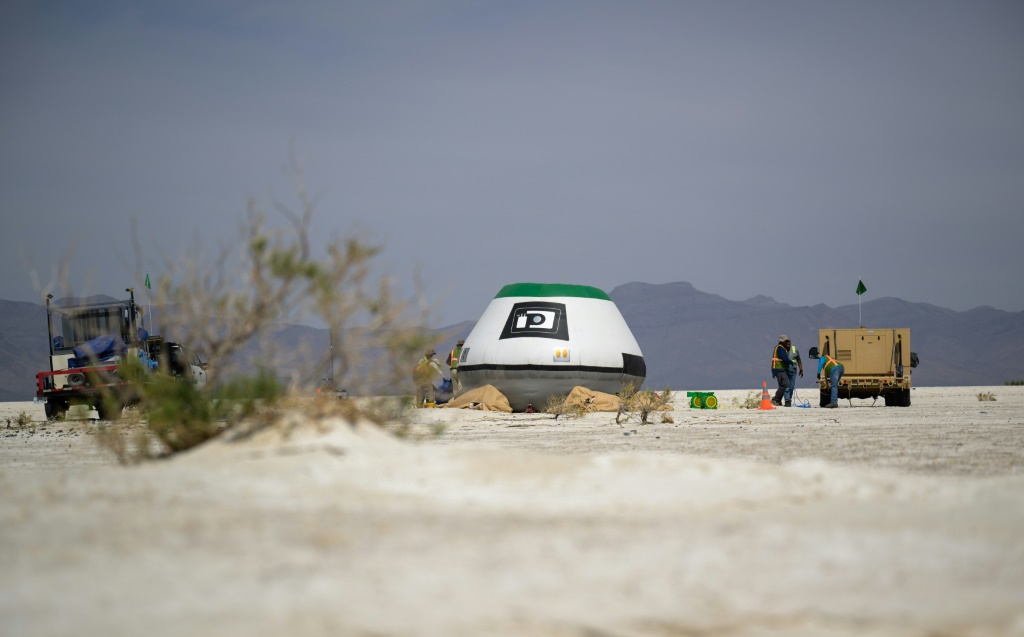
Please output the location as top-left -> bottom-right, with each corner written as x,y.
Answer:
37,293 -> 148,420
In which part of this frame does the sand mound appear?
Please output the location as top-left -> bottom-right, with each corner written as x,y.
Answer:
194,411 -> 396,455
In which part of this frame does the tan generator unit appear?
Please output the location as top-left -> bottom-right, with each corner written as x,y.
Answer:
808,328 -> 918,407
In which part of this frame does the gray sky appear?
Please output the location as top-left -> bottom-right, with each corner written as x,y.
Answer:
3,0 -> 1022,326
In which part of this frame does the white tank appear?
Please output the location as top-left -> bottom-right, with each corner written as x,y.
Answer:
457,283 -> 646,411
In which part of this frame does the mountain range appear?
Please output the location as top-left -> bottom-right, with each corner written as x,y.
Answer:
2,282 -> 1021,402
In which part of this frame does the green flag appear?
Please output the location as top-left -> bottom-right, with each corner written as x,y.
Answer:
856,279 -> 866,295
145,273 -> 151,290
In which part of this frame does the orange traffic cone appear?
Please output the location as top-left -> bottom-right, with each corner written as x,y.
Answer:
758,381 -> 776,410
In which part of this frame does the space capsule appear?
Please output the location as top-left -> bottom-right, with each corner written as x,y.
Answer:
456,283 -> 646,411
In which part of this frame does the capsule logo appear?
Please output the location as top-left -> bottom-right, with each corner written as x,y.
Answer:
515,309 -> 556,331
499,301 -> 569,341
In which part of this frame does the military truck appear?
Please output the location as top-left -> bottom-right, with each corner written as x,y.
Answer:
808,328 -> 919,407
35,289 -> 205,420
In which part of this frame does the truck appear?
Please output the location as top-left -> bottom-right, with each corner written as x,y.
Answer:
35,289 -> 206,421
808,328 -> 919,407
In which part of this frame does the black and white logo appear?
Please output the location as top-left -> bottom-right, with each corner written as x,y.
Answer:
499,301 -> 569,340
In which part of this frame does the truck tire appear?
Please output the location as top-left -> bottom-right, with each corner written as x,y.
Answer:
96,402 -> 124,421
900,388 -> 911,407
44,400 -> 69,421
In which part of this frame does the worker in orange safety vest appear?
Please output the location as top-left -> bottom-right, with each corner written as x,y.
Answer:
447,339 -> 464,396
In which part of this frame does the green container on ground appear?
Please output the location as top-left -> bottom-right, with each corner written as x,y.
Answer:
686,391 -> 718,409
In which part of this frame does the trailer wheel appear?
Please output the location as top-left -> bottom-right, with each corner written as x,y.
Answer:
44,400 -> 69,421
96,402 -> 124,421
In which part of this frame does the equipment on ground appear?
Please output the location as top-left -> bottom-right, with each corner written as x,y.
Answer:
687,391 -> 718,409
434,378 -> 453,405
315,384 -> 348,400
790,387 -> 811,408
757,381 -> 775,410
808,328 -> 918,407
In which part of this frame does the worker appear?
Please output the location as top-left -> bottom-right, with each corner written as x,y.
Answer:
784,338 -> 804,406
413,348 -> 443,407
770,335 -> 795,406
817,350 -> 845,408
447,339 -> 464,396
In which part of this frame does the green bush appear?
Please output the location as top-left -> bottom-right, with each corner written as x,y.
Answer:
95,165 -> 424,462
733,391 -> 760,409
616,384 -> 672,424
143,369 -> 283,455
5,411 -> 33,428
544,393 -> 586,420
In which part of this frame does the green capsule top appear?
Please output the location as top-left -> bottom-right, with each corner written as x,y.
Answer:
494,283 -> 611,300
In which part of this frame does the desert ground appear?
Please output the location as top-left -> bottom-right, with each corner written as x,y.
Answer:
2,385 -> 1023,636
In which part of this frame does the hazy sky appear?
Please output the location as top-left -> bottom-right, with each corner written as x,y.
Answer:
3,1 -> 1022,326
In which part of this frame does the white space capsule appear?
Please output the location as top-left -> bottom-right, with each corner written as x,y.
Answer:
457,283 -> 646,411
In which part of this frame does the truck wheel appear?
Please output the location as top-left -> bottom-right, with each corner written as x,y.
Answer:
44,400 -> 69,421
96,402 -> 124,421
900,389 -> 911,407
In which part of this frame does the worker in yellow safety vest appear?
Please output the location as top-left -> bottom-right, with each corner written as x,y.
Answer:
816,351 -> 845,409
770,335 -> 795,406
447,339 -> 464,396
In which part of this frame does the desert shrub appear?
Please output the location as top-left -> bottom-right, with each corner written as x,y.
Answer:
98,359 -> 283,460
616,383 -> 672,424
544,394 -> 586,420
6,412 -> 33,428
151,189 -> 426,392
733,391 -> 760,409
977,392 -> 996,402
146,368 -> 283,454
94,164 -> 424,461
1005,380 -> 1024,386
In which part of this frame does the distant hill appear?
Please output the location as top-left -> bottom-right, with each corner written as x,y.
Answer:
0,300 -> 50,403
2,284 -> 1021,401
608,282 -> 1024,390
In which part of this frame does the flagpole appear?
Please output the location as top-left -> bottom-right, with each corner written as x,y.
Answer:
855,279 -> 867,327
145,272 -> 153,336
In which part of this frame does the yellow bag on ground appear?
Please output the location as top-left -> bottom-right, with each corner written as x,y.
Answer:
442,385 -> 513,412
563,386 -> 621,412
